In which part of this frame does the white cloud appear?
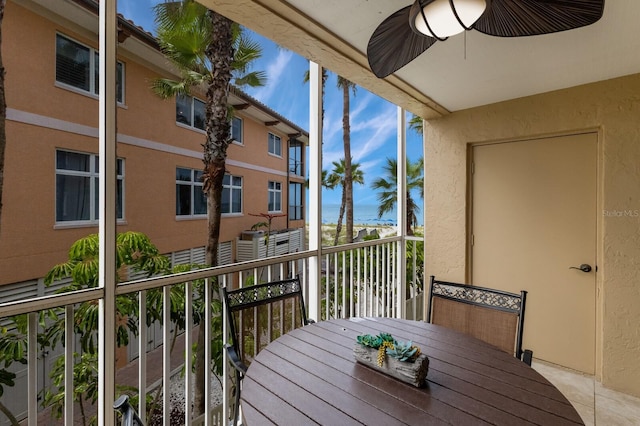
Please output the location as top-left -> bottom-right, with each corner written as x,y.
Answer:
251,50 -> 294,104
321,102 -> 398,173
351,106 -> 398,161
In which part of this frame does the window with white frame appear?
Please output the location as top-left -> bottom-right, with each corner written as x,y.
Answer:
176,94 -> 205,130
55,33 -> 124,103
268,132 -> 282,156
268,181 -> 282,212
289,182 -> 303,220
55,150 -> 124,224
176,168 -> 207,217
222,174 -> 242,214
231,117 -> 243,144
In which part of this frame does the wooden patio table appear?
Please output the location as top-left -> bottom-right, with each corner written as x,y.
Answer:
240,317 -> 584,425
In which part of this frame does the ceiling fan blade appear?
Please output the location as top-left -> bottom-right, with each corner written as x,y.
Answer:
367,5 -> 436,78
475,0 -> 605,37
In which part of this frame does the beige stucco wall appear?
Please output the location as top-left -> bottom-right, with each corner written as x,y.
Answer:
0,1 -> 304,285
424,73 -> 640,396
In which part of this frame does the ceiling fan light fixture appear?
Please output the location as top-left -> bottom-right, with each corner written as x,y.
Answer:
413,0 -> 487,39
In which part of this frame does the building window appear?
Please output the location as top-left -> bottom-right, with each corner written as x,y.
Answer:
289,141 -> 304,176
55,150 -> 124,224
55,33 -> 124,103
222,174 -> 242,214
176,94 -> 205,130
289,182 -> 303,220
231,117 -> 243,144
176,168 -> 207,217
268,133 -> 281,156
268,181 -> 282,212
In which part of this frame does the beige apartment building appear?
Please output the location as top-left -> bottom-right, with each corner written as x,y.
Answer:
0,0 -> 308,298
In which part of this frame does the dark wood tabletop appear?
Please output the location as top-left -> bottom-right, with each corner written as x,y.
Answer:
241,317 -> 584,425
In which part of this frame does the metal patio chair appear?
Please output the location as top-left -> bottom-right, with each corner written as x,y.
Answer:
113,394 -> 144,426
427,276 -> 533,365
220,275 -> 313,426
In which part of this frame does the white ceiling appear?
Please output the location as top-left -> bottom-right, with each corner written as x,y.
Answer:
208,0 -> 640,117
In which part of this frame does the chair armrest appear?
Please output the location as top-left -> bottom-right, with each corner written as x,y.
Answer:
224,344 -> 248,375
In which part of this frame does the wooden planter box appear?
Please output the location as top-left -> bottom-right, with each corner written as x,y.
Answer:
353,344 -> 429,387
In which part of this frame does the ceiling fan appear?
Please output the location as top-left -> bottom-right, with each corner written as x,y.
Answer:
367,0 -> 605,78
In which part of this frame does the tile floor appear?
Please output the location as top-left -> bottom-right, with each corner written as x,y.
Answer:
532,361 -> 640,425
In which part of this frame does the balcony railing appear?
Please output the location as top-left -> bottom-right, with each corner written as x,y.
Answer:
0,235 -> 423,426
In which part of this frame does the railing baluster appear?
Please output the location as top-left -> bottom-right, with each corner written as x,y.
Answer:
376,245 -> 380,317
184,282 -> 193,426
65,305 -> 74,424
27,312 -> 37,426
204,276 -> 212,426
139,290 -> 147,424
412,240 -> 417,320
349,250 -> 355,317
221,276 -> 229,426
382,243 -> 387,316
368,245 -> 372,317
163,285 -> 171,426
324,253 -> 330,320
340,251 -> 344,317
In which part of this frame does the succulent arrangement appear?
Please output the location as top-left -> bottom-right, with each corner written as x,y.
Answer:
356,332 -> 421,366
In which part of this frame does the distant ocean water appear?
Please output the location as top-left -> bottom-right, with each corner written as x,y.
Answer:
315,204 -> 423,226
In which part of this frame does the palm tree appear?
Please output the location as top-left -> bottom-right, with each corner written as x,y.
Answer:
371,157 -> 424,236
304,72 -> 358,243
337,77 -> 357,243
302,68 -> 329,122
409,114 -> 423,134
152,0 -> 265,415
0,0 -> 6,238
327,159 -> 364,245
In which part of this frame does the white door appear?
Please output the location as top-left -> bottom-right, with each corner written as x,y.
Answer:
472,133 -> 597,374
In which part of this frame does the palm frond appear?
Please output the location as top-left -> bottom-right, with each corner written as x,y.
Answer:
233,33 -> 263,72
408,114 -> 424,135
154,1 -> 211,72
233,70 -> 267,88
151,78 -> 192,99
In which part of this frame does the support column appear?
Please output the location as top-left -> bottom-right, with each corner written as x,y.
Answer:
98,1 -> 118,424
396,107 -> 407,318
308,61 -> 323,321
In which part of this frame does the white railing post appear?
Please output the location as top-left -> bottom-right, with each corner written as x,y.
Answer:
139,291 -> 147,424
185,283 -> 193,426
396,107 -> 407,319
204,277 -> 212,426
27,312 -> 37,426
308,61 -> 323,322
163,285 -> 171,426
97,1 -> 118,424
65,306 -> 74,424
221,277 -> 229,426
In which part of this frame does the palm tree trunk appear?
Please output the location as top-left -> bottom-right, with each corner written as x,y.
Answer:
194,10 -> 234,416
342,83 -> 354,243
406,192 -> 414,236
406,192 -> 415,236
0,0 -> 7,238
334,188 -> 346,246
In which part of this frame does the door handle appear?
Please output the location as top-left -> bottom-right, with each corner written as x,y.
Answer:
569,264 -> 592,273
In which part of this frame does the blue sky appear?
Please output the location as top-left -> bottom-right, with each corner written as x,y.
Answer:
118,1 -> 423,208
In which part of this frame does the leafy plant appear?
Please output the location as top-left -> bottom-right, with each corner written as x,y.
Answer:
356,332 -> 421,366
386,340 -> 420,362
356,332 -> 393,349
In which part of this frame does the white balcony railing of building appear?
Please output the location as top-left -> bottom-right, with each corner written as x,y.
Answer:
0,235 -> 424,426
